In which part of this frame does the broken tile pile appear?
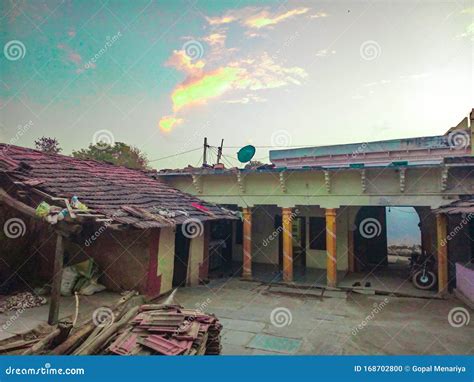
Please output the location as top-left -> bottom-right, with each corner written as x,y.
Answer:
0,292 -> 47,313
107,304 -> 222,355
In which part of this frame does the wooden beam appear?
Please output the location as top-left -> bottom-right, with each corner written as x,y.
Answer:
326,208 -> 337,288
436,213 -> 448,295
242,208 -> 252,279
0,188 -> 37,219
48,233 -> 65,325
282,208 -> 293,282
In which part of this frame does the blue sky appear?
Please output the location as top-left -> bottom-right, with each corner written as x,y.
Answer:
1,0 -> 473,168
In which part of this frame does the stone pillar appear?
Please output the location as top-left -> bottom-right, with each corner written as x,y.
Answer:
326,208 -> 337,288
282,207 -> 294,282
436,213 -> 448,294
242,207 -> 252,279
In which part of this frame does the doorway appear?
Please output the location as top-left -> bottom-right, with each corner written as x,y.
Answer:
173,225 -> 191,287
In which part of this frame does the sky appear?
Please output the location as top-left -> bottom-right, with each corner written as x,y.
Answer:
1,0 -> 473,169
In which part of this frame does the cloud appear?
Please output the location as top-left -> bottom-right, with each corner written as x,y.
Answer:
244,8 -> 309,29
159,115 -> 183,132
168,52 -> 306,112
203,32 -> 227,48
205,7 -> 310,30
223,94 -> 267,104
158,7 -> 310,132
166,50 -> 205,75
206,15 -> 236,26
310,12 -> 328,18
315,49 -> 336,57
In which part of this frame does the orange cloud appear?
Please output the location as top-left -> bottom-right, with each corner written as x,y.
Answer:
206,15 -> 236,25
205,7 -> 310,30
159,115 -> 183,132
245,8 -> 309,29
166,50 -> 205,75
203,32 -> 226,48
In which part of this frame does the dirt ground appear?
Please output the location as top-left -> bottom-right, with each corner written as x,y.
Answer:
1,279 -> 472,355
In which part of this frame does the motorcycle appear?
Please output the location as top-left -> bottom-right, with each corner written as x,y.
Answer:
409,252 -> 437,290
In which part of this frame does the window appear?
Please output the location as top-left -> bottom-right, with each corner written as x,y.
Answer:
309,217 -> 326,250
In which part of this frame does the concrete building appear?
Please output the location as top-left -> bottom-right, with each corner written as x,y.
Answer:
157,110 -> 474,296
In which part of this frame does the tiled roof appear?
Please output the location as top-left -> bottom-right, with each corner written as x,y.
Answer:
435,198 -> 474,215
0,144 -> 236,228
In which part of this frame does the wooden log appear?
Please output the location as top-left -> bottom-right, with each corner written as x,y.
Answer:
74,306 -> 139,355
49,291 -> 138,355
22,328 -> 60,355
0,339 -> 39,354
49,323 -> 95,355
48,234 -> 64,325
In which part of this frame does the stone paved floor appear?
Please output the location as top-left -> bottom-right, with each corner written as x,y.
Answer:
1,279 -> 472,355
174,278 -> 474,355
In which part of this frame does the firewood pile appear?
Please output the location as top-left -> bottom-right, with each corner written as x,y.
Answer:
0,291 -> 222,356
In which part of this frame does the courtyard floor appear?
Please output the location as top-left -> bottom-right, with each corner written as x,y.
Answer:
175,278 -> 473,355
1,279 -> 472,355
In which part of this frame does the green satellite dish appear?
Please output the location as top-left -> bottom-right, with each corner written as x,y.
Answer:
237,145 -> 256,163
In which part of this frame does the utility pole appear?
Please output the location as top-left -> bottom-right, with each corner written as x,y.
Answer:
203,137 -> 208,166
217,139 -> 224,164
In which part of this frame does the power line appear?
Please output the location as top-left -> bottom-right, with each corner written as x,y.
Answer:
149,147 -> 201,162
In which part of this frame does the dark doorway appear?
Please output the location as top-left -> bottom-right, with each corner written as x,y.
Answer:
208,220 -> 233,277
173,225 -> 191,287
354,206 -> 388,271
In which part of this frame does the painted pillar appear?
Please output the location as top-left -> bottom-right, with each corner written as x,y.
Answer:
326,208 -> 337,288
282,207 -> 294,282
436,213 -> 448,294
242,207 -> 252,279
146,228 -> 161,297
199,222 -> 210,282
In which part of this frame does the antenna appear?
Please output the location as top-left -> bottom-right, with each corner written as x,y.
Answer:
217,139 -> 224,164
203,137 -> 208,166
